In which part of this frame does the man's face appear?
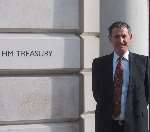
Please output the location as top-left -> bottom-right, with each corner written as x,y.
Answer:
109,27 -> 132,56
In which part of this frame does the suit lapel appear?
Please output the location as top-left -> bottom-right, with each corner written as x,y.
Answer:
128,52 -> 135,90
103,53 -> 114,102
105,53 -> 113,85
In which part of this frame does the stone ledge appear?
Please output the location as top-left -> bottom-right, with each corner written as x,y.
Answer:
0,122 -> 79,132
81,113 -> 95,132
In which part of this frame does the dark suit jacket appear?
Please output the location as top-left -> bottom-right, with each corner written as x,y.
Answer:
92,52 -> 150,132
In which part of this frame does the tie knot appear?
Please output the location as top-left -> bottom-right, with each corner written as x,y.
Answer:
117,57 -> 123,62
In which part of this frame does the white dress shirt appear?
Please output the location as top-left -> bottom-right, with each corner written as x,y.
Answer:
113,51 -> 129,120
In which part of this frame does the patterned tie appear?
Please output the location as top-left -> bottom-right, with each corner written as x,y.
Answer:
112,57 -> 123,119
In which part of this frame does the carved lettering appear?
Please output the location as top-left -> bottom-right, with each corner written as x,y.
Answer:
1,50 -> 53,57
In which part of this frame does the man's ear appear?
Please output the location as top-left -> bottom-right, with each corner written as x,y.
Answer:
130,33 -> 133,40
108,35 -> 111,41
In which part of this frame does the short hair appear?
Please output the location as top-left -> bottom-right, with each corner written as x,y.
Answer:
108,21 -> 132,36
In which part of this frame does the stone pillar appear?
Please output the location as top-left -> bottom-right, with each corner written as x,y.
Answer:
80,0 -> 100,132
100,0 -> 149,56
100,0 -> 149,129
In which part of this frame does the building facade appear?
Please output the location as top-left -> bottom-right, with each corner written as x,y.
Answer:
0,0 -> 148,132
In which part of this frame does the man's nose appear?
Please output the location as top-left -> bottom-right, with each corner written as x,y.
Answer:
119,37 -> 124,43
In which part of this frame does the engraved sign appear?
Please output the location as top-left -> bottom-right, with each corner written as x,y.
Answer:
1,50 -> 53,57
0,34 -> 80,70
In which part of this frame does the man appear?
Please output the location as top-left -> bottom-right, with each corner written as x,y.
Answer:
92,21 -> 150,132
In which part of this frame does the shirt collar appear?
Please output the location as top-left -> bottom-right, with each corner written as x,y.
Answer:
113,51 -> 129,62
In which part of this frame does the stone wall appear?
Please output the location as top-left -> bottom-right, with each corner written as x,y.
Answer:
0,0 -> 100,131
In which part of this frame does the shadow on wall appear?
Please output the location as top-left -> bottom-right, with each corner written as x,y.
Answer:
52,0 -> 79,31
63,35 -> 81,70
50,75 -> 80,121
50,75 -> 83,132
